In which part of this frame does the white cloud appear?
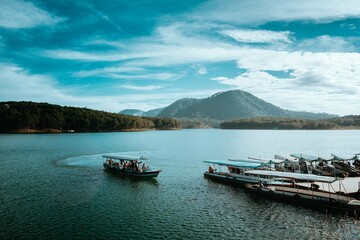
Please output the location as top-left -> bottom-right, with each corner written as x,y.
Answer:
0,62 -> 220,112
41,49 -> 137,62
118,84 -> 165,91
109,72 -> 183,81
0,62 -> 118,111
211,50 -> 360,115
0,0 -> 63,28
192,0 -> 360,25
74,66 -> 144,78
296,35 -> 356,52
0,62 -> 66,100
222,29 -> 292,43
195,65 -> 208,75
340,23 -> 357,30
36,19 -> 360,115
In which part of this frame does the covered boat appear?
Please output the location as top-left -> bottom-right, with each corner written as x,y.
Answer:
244,170 -> 360,215
203,160 -> 293,186
103,155 -> 161,178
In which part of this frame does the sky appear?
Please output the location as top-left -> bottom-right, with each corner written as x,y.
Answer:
1,0 -> 360,115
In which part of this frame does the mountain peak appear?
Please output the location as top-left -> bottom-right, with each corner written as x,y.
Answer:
158,89 -> 337,120
121,89 -> 337,120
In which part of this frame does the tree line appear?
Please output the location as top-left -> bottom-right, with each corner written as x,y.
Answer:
0,102 -> 181,133
220,116 -> 360,130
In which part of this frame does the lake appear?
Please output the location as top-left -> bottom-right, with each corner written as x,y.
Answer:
1,129 -> 360,239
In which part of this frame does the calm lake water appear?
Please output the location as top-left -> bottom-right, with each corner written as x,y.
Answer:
1,129 -> 360,239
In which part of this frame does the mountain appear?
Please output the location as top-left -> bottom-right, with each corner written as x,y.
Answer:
157,98 -> 201,117
145,107 -> 165,117
157,90 -> 337,120
119,109 -> 145,116
120,90 -> 337,122
120,107 -> 165,117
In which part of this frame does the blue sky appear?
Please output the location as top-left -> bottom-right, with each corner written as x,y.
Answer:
1,0 -> 360,115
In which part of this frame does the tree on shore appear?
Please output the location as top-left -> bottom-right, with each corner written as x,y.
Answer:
0,101 -> 180,132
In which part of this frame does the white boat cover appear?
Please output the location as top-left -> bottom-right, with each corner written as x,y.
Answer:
244,170 -> 338,183
204,160 -> 261,169
103,155 -> 140,161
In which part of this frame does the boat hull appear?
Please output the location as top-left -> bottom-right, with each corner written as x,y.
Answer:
204,172 -> 292,187
103,163 -> 161,178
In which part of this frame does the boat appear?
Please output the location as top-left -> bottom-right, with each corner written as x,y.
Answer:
286,153 -> 350,177
103,155 -> 161,178
203,160 -> 293,186
331,154 -> 360,177
244,170 -> 360,215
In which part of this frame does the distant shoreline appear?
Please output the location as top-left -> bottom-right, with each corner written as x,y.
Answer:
4,128 -> 181,134
3,126 -> 360,134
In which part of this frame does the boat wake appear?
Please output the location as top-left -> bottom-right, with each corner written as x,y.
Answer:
57,151 -> 150,168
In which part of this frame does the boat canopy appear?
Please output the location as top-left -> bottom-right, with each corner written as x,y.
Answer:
228,158 -> 266,163
244,170 -> 338,183
102,155 -> 140,161
203,160 -> 261,169
331,154 -> 351,161
290,153 -> 321,162
274,154 -> 298,162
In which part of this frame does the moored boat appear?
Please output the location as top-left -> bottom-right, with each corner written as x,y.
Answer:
244,170 -> 360,215
203,160 -> 293,186
103,155 -> 161,178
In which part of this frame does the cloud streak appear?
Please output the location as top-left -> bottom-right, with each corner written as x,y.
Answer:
118,84 -> 165,91
0,0 -> 64,28
192,0 -> 360,25
222,29 -> 292,43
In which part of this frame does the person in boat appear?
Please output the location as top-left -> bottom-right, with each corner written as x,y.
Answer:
134,161 -> 139,172
142,163 -> 148,172
228,166 -> 235,173
209,165 -> 214,173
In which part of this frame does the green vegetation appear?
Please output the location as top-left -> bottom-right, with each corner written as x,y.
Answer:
329,115 -> 360,127
0,102 -> 180,133
176,118 -> 222,129
220,116 -> 360,130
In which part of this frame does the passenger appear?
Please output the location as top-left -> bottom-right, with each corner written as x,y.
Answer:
209,166 -> 214,173
142,163 -> 146,171
135,162 -> 139,172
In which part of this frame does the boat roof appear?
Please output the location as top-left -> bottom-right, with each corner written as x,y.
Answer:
228,158 -> 266,163
331,154 -> 352,161
244,170 -> 338,183
274,154 -> 298,162
102,155 -> 140,161
204,160 -> 261,169
290,153 -> 322,162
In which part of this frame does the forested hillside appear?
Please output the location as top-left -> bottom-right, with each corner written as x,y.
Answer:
220,116 -> 360,130
0,102 -> 180,133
